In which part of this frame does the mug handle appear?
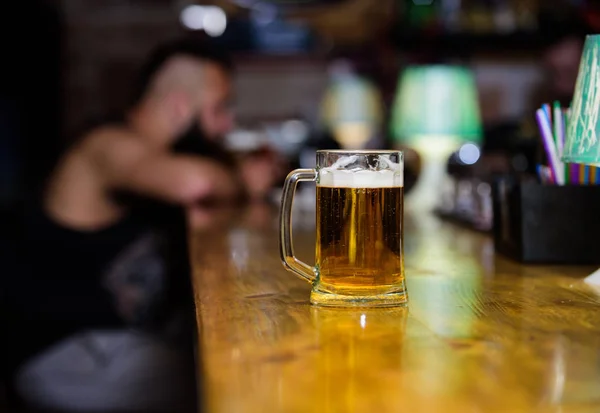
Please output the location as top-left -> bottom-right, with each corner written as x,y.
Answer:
279,168 -> 318,284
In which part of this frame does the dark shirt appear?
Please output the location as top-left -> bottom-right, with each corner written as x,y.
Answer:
5,199 -> 190,372
5,115 -> 230,368
2,116 -> 217,409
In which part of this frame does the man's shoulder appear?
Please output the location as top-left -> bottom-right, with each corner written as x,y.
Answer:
78,125 -> 147,159
83,125 -> 140,148
69,125 -> 154,175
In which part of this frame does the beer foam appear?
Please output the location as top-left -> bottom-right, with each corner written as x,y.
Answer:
319,169 -> 403,188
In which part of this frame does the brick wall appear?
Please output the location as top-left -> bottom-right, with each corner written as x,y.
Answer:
60,0 -> 183,135
60,0 -> 331,137
233,57 -> 328,125
60,0 -> 332,137
473,59 -> 543,123
59,0 -> 539,140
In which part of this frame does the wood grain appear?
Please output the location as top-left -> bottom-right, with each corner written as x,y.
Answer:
189,206 -> 600,413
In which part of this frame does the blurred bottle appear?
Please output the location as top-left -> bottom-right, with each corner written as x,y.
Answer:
493,0 -> 517,33
441,0 -> 464,31
403,0 -> 441,29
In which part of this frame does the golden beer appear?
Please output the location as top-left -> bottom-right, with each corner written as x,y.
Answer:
316,183 -> 404,296
280,150 -> 406,307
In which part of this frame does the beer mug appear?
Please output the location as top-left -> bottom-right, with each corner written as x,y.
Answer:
279,150 -> 407,307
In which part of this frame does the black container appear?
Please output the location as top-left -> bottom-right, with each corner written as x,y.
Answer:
492,177 -> 600,264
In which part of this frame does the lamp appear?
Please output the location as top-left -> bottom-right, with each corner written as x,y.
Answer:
391,65 -> 482,211
321,74 -> 384,149
563,34 -> 600,165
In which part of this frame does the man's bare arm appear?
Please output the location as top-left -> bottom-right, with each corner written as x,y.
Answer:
86,128 -> 239,204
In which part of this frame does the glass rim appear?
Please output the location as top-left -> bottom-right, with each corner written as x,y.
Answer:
316,149 -> 403,155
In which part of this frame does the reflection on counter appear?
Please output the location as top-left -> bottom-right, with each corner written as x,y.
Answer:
310,307 -> 408,413
540,336 -> 600,407
406,269 -> 482,339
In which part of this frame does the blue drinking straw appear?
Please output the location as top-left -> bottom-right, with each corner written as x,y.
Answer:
543,103 -> 552,124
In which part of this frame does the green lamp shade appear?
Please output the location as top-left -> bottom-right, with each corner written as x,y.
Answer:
564,35 -> 600,165
391,66 -> 482,144
321,76 -> 383,128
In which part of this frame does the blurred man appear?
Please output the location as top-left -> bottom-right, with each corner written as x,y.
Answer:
47,38 -> 279,231
26,38 -> 281,342
7,39 -> 281,411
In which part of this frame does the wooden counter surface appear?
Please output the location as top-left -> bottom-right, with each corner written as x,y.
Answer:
189,206 -> 600,413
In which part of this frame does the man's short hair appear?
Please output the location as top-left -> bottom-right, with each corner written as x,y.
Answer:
130,37 -> 234,106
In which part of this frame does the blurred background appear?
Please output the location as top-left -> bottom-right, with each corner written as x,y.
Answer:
2,0 -> 599,215
3,1 -> 600,411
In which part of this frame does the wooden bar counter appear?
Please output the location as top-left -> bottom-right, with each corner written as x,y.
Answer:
189,205 -> 600,413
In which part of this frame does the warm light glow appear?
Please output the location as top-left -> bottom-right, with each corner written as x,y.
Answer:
321,75 -> 384,149
333,122 -> 374,149
411,135 -> 462,159
407,136 -> 461,212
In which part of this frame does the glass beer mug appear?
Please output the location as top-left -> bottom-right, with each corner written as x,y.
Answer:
279,150 -> 407,307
